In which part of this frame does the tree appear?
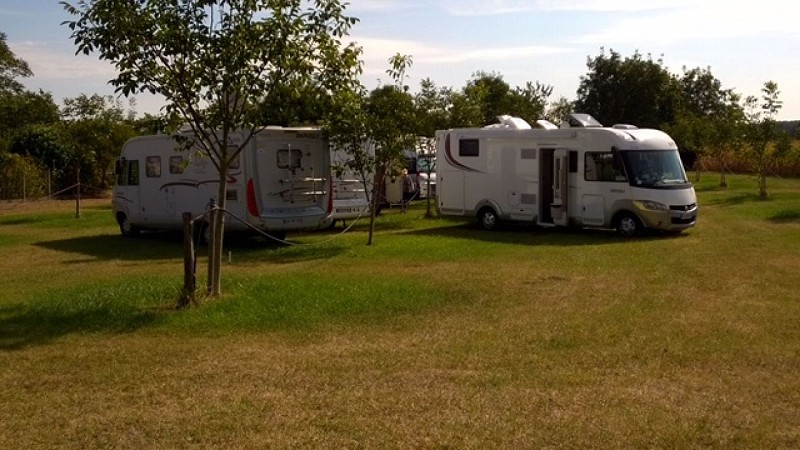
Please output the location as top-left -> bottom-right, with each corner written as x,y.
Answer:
59,94 -> 137,189
461,71 -> 512,126
361,54 -> 417,244
0,32 -> 32,94
0,90 -> 60,150
8,124 -> 71,193
413,78 -> 451,137
669,66 -> 741,186
575,48 -> 681,128
506,81 -> 552,125
745,81 -> 787,198
544,96 -> 574,125
63,0 -> 361,297
325,54 -> 416,246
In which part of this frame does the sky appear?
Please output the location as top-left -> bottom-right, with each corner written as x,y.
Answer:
1,0 -> 798,121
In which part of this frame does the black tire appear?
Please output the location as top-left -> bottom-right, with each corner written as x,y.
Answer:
616,212 -> 643,237
118,214 -> 140,237
478,207 -> 498,231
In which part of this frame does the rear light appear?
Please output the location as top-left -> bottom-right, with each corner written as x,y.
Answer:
246,178 -> 259,216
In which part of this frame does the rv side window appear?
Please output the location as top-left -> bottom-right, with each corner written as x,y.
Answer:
127,160 -> 140,186
146,156 -> 161,177
169,156 -> 184,174
585,152 -> 626,182
277,148 -> 302,169
116,161 -> 127,186
459,139 -> 479,157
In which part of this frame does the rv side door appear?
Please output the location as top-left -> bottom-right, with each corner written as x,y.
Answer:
551,148 -> 569,226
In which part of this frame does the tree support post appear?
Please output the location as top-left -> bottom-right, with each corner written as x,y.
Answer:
179,212 -> 197,308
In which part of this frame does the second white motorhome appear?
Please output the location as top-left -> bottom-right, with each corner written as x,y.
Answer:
435,114 -> 697,236
113,127 -> 332,239
330,147 -> 370,226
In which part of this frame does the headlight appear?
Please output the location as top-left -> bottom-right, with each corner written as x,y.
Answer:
636,200 -> 668,211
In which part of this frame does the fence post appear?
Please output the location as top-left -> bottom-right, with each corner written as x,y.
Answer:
75,166 -> 81,218
179,212 -> 197,308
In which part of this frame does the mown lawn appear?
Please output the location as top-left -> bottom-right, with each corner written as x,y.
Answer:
1,174 -> 799,449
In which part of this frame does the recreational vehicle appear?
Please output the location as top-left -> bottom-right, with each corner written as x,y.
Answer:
330,147 -> 370,226
112,127 -> 332,238
435,114 -> 697,236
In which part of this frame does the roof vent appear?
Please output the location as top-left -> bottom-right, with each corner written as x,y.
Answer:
560,113 -> 603,129
535,119 -> 558,130
612,124 -> 638,130
484,115 -> 532,130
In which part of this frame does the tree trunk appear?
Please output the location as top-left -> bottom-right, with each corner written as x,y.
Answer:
208,174 -> 228,296
759,167 -> 768,198
367,173 -> 382,246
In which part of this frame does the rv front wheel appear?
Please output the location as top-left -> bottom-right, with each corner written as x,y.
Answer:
478,207 -> 498,231
616,212 -> 642,237
118,214 -> 140,237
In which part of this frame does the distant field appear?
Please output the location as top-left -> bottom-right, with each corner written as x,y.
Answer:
1,174 -> 799,448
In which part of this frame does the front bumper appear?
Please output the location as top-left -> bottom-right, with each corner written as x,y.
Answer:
636,203 -> 698,231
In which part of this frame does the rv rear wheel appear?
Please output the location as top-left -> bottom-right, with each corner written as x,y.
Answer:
616,212 -> 642,237
478,207 -> 498,231
118,214 -> 140,237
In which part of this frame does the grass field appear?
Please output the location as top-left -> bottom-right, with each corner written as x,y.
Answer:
1,174 -> 799,448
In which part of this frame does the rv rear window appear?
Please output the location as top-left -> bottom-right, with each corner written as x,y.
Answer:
169,156 -> 184,174
277,148 -> 302,169
146,156 -> 161,178
459,139 -> 479,157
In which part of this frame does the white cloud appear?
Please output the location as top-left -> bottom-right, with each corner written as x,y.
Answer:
344,0 -> 417,13
11,40 -> 116,81
350,36 -> 573,68
442,0 -> 695,16
570,2 -> 799,45
536,0 -> 695,12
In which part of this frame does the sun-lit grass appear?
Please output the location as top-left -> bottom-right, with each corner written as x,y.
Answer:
1,176 -> 799,448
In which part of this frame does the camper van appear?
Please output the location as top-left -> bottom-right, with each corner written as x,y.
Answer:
112,127 -> 332,238
330,147 -> 370,226
435,114 -> 697,236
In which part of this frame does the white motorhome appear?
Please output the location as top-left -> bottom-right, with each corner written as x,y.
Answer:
112,127 -> 332,238
435,114 -> 697,236
330,147 -> 370,226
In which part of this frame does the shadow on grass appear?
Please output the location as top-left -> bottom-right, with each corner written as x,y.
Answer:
704,192 -> 766,206
0,216 -> 42,226
0,303 -> 161,351
399,220 -> 682,245
35,232 -> 186,261
34,230 -> 348,263
769,209 -> 800,223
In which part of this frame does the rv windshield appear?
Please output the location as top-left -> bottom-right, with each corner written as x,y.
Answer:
622,150 -> 689,188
